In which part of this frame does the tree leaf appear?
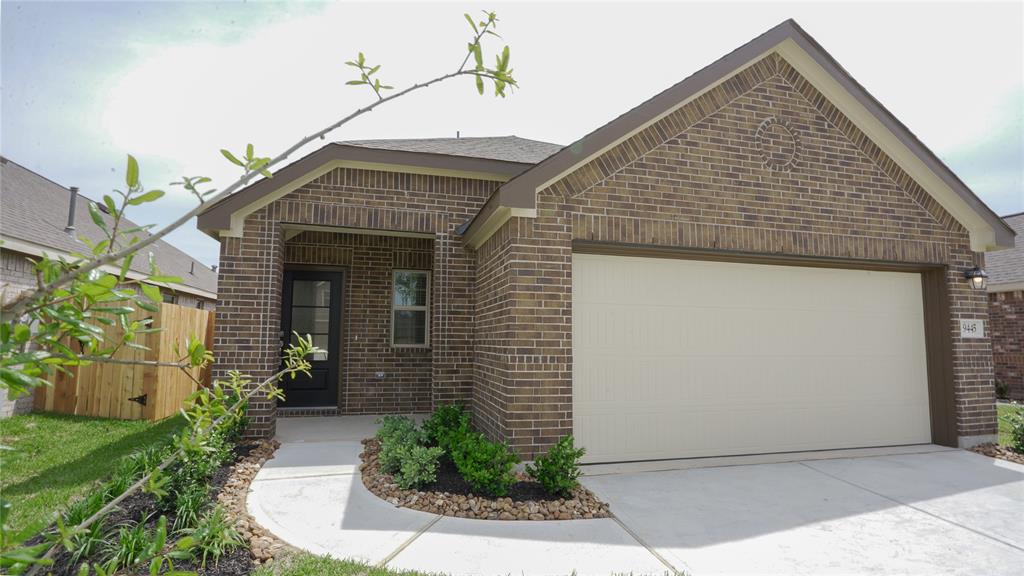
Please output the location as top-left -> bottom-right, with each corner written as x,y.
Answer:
140,283 -> 162,302
464,13 -> 478,34
88,202 -> 108,231
126,154 -> 139,188
475,74 -> 484,95
127,189 -> 165,206
220,149 -> 243,167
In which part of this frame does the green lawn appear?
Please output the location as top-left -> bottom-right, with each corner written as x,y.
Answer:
0,411 -> 185,537
998,402 -> 1022,447
253,552 -> 438,576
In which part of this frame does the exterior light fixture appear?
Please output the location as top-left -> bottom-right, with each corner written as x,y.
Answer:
964,266 -> 988,291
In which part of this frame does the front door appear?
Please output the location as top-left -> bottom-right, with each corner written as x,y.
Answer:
280,269 -> 342,407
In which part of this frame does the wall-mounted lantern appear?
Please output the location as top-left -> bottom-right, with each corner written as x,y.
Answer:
964,266 -> 988,291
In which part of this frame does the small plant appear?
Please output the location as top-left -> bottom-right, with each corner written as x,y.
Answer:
1003,406 -> 1024,453
101,515 -> 163,573
423,405 -> 470,451
526,436 -> 586,497
178,506 -> 242,568
995,380 -> 1009,400
394,445 -> 444,490
375,415 -> 423,446
171,482 -> 209,531
62,517 -> 107,568
451,432 -> 519,497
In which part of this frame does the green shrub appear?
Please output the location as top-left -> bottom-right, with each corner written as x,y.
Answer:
172,481 -> 209,531
451,432 -> 519,497
101,515 -> 169,573
423,405 -> 470,451
394,445 -> 444,490
178,506 -> 242,567
995,380 -> 1009,399
1003,406 -> 1024,453
526,436 -> 586,497
375,415 -> 423,446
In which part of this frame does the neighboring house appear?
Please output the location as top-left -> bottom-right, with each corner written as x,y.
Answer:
0,157 -> 218,416
196,20 -> 1014,461
987,212 -> 1024,401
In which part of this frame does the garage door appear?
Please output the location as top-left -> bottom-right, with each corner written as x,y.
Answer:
572,253 -> 931,463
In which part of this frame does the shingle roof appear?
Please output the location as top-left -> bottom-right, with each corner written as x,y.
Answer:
988,212 -> 1024,287
0,157 -> 217,297
337,136 -> 563,165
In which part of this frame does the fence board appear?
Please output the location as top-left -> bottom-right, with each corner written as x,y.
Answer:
38,302 -> 213,421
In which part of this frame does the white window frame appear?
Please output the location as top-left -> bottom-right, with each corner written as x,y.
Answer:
391,270 -> 430,348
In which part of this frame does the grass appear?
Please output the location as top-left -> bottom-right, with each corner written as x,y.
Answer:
997,402 -> 1022,448
0,411 -> 185,537
253,552 -> 439,576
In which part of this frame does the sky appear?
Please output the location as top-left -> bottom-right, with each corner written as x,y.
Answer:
2,1 -> 1022,265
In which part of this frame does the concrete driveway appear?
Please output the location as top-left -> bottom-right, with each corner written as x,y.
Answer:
584,449 -> 1024,575
250,417 -> 1024,575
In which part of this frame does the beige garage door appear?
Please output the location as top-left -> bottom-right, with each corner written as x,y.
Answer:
572,253 -> 931,463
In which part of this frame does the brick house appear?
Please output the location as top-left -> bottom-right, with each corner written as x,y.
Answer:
1,157 -> 218,416
197,20 -> 1014,461
987,212 -> 1024,401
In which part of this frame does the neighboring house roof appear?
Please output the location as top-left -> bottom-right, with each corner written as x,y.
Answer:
196,19 -> 1014,253
988,212 -> 1024,291
0,157 -> 217,299
339,136 -> 562,165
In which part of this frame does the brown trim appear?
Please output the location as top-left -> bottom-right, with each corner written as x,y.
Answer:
198,143 -> 534,232
463,19 -> 1013,247
572,240 -> 957,447
572,240 -> 944,273
921,269 -> 958,447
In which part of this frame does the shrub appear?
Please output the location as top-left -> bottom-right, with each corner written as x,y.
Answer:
422,405 -> 471,451
995,380 -> 1009,399
101,515 -> 168,572
1003,406 -> 1024,454
394,445 -> 444,490
526,436 -> 586,497
179,506 -> 242,567
451,432 -> 519,497
172,481 -> 209,531
375,415 -> 423,446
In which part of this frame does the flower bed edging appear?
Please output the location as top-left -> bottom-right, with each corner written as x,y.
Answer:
219,439 -> 294,565
359,438 -> 611,521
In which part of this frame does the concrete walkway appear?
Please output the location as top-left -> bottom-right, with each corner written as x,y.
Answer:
247,417 -> 1024,575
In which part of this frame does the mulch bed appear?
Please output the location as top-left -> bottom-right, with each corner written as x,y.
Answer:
970,443 -> 1024,465
359,438 -> 611,521
36,442 -> 276,576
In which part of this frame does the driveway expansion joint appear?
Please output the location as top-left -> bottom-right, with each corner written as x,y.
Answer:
609,513 -> 683,575
378,514 -> 444,568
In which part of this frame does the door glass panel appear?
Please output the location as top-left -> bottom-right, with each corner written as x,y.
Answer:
393,310 -> 427,345
292,280 -> 331,306
292,307 -> 330,336
393,272 -> 427,306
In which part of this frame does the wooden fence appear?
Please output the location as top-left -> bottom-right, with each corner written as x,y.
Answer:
34,302 -> 215,421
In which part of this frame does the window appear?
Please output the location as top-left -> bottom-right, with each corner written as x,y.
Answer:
392,270 -> 429,347
162,292 -> 177,304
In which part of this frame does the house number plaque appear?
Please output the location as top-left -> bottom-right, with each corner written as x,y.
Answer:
959,319 -> 985,339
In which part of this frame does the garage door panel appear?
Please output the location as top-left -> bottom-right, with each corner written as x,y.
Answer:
572,254 -> 931,463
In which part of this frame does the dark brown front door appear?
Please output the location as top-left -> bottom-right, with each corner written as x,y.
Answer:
280,269 -> 342,407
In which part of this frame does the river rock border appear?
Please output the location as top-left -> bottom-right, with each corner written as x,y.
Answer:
218,440 -> 293,565
970,443 -> 1024,465
359,438 -> 612,521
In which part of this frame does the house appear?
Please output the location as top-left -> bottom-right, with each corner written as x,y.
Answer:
196,20 -> 1014,462
987,212 -> 1024,401
1,157 -> 218,416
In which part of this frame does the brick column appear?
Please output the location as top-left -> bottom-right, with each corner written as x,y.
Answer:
213,210 -> 283,438
990,290 -> 1024,401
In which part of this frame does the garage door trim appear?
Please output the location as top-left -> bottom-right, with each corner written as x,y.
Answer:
572,240 -> 957,449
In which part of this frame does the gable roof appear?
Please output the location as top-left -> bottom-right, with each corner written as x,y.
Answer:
196,19 -> 1013,253
459,19 -> 1014,251
988,212 -> 1024,290
197,138 -> 555,236
0,157 -> 217,299
339,136 -> 562,164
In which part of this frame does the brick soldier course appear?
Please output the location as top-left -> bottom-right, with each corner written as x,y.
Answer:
199,20 -> 1014,455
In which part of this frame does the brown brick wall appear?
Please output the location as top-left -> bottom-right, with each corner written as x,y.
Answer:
284,231 -> 434,414
214,168 -> 498,436
485,53 -> 996,455
990,290 -> 1024,401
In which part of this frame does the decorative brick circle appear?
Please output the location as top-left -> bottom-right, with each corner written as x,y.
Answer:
755,117 -> 800,172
